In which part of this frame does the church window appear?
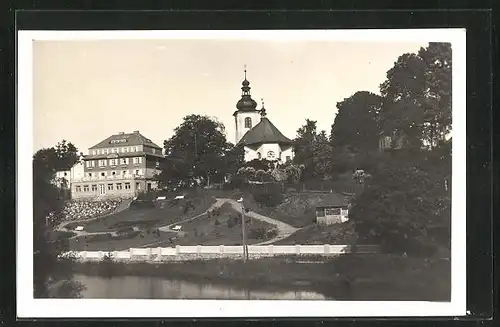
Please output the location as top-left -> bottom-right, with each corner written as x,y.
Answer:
286,156 -> 291,162
244,117 -> 252,128
257,152 -> 262,159
267,151 -> 276,160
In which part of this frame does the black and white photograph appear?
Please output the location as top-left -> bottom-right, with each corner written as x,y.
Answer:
17,29 -> 466,318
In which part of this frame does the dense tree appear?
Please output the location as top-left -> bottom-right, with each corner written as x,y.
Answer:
157,115 -> 234,188
418,43 -> 452,148
349,145 -> 451,255
222,144 -> 245,177
293,120 -> 334,179
33,142 -> 84,298
330,91 -> 382,152
379,42 -> 452,150
54,140 -> 81,171
310,130 -> 334,178
293,119 -> 318,168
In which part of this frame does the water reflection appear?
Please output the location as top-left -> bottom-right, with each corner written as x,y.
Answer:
74,274 -> 327,300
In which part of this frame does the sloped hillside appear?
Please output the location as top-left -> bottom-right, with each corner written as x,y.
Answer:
273,221 -> 358,245
260,192 -> 349,228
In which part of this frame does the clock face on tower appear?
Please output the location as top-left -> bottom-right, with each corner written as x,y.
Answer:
267,151 -> 275,160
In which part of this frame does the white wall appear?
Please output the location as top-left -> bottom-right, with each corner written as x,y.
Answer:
244,143 -> 294,162
53,162 -> 84,188
64,244 -> 382,262
234,111 -> 261,144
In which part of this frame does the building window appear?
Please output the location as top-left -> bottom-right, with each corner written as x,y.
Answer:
132,147 -> 137,152
116,183 -> 123,190
325,207 -> 341,216
286,156 -> 291,162
107,184 -> 113,191
88,173 -> 92,177
122,170 -> 127,175
267,151 -> 275,160
135,169 -> 140,176
113,148 -> 119,153
156,161 -> 160,168
91,184 -> 97,192
133,157 -> 142,164
245,117 -> 252,128
123,147 -> 128,153
96,149 -> 100,155
112,171 -> 116,176
83,185 -> 89,192
124,182 -> 131,190
120,158 -> 127,165
63,172 -> 67,177
257,152 -> 262,159
75,186 -> 81,192
100,172 -> 105,177
99,159 -> 106,167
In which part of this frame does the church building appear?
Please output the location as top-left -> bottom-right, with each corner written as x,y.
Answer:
233,69 -> 294,163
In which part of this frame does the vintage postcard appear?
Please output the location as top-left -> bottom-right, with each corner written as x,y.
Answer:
17,29 -> 466,317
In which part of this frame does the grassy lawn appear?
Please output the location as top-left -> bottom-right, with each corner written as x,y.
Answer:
161,202 -> 277,246
65,192 -> 215,233
273,222 -> 360,245
237,192 -> 347,228
68,230 -> 178,251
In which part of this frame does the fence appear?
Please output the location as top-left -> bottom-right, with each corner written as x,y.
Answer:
62,244 -> 380,262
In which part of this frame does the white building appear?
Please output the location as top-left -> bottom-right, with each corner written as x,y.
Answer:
233,69 -> 294,163
53,161 -> 85,189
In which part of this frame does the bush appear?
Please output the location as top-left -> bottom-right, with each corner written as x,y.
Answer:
248,227 -> 267,240
214,219 -> 220,226
251,183 -> 284,208
265,229 -> 279,240
227,216 -> 239,228
114,231 -> 141,240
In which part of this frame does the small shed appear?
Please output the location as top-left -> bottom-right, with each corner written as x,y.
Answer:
314,193 -> 349,225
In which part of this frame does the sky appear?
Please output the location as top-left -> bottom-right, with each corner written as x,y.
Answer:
33,39 -> 426,154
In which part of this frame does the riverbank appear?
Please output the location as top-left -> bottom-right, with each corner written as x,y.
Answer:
69,253 -> 450,301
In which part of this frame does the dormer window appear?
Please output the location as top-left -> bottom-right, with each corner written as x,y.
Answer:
244,117 -> 252,129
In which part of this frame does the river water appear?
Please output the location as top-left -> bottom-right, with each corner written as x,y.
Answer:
74,274 -> 327,300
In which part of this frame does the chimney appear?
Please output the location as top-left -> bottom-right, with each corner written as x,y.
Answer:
133,130 -> 139,134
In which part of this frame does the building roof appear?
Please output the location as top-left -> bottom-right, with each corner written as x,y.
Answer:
315,193 -> 349,207
237,116 -> 293,146
89,131 -> 162,150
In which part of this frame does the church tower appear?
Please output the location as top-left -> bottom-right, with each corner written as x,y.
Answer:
233,67 -> 261,144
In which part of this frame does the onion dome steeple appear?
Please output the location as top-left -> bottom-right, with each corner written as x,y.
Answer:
236,65 -> 258,112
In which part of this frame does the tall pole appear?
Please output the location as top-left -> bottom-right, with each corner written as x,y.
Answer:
241,203 -> 247,263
